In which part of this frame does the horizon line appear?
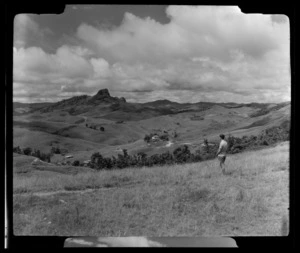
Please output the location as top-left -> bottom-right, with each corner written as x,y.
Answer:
13,98 -> 291,105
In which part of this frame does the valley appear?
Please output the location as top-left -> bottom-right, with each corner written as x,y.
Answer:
13,89 -> 290,164
12,89 -> 291,237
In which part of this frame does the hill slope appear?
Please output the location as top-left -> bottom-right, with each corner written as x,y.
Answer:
13,141 -> 289,236
13,88 -> 290,161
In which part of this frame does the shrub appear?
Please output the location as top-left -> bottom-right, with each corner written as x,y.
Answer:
160,134 -> 169,141
173,145 -> 192,163
22,147 -> 32,156
115,150 -> 131,168
31,149 -> 41,158
51,146 -> 61,154
41,152 -> 52,163
87,121 -> 289,171
13,146 -> 22,154
148,154 -> 161,166
103,157 -> 113,169
72,160 -> 80,166
193,149 -> 202,162
227,135 -> 235,151
136,152 -> 147,166
262,140 -> 269,146
122,149 -> 129,158
159,151 -> 174,165
144,134 -> 151,143
90,152 -> 106,170
60,148 -> 68,156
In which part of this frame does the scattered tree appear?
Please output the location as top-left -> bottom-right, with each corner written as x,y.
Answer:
86,120 -> 289,170
72,160 -> 80,166
13,146 -> 22,154
51,146 -> 61,154
22,147 -> 32,156
144,134 -> 151,143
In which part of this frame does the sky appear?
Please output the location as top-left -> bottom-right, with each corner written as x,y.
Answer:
13,5 -> 291,104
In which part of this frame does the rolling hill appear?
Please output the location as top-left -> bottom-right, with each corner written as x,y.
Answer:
13,88 -> 291,163
12,89 -> 290,237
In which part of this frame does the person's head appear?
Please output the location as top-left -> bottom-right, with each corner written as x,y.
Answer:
219,134 -> 225,140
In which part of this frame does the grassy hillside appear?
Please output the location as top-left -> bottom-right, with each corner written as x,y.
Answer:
13,141 -> 289,236
13,102 -> 290,152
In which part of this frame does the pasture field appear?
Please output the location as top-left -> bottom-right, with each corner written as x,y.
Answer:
13,141 -> 289,236
13,102 -> 290,164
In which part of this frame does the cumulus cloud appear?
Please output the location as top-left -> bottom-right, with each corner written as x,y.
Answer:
13,45 -> 112,101
14,14 -> 54,50
90,58 -> 111,78
13,6 -> 290,103
166,6 -> 283,60
14,14 -> 40,48
77,6 -> 287,63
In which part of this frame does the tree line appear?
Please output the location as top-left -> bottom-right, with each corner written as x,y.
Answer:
13,146 -> 53,163
88,120 -> 289,170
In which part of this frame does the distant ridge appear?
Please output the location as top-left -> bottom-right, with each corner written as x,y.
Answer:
14,88 -> 291,107
13,88 -> 291,119
142,99 -> 180,106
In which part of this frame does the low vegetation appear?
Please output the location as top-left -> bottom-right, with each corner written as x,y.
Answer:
88,119 -> 289,170
144,133 -> 169,143
249,103 -> 289,117
85,124 -> 105,131
13,146 -> 52,163
13,119 -> 289,171
228,120 -> 290,153
13,142 -> 289,236
13,90 -> 290,237
144,130 -> 178,143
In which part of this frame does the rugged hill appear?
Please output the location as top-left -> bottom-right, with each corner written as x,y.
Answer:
88,88 -> 126,104
15,88 -> 290,121
33,89 -> 125,114
34,89 -> 171,119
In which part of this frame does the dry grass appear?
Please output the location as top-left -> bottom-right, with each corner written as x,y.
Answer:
13,141 -> 289,236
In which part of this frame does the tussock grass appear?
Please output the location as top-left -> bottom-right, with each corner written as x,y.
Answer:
13,142 -> 289,236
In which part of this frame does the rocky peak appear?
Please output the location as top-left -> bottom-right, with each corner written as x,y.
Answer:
94,89 -> 111,99
89,88 -> 127,104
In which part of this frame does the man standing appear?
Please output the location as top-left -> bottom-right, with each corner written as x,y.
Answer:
216,134 -> 228,174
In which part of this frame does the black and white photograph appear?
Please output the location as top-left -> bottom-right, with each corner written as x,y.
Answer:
12,4 -> 290,243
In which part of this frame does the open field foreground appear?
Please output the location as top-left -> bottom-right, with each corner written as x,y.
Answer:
13,141 -> 289,236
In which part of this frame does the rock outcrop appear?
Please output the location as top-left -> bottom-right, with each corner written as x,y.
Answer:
88,89 -> 127,104
94,88 -> 111,100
